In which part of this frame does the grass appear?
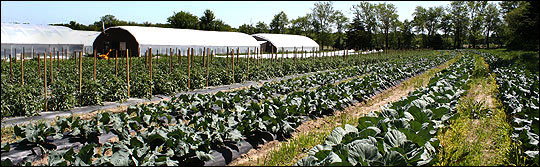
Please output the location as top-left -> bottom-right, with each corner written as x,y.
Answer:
435,53 -> 513,166
478,49 -> 539,73
257,115 -> 352,166
244,51 -> 456,166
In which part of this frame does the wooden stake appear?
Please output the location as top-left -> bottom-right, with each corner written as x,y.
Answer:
127,49 -> 130,97
57,50 -> 59,69
188,48 -> 192,89
149,48 -> 153,95
38,53 -> 41,80
44,52 -> 47,112
205,48 -> 210,87
169,48 -> 173,73
226,47 -> 229,73
50,51 -> 53,84
21,48 -> 24,85
115,49 -> 118,76
232,49 -> 235,83
10,54 -> 13,83
93,49 -> 96,80
79,52 -> 82,106
247,49 -> 250,81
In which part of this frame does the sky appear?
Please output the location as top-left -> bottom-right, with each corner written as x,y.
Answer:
1,1 -> 455,28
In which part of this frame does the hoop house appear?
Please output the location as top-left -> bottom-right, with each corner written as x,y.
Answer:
93,26 -> 260,57
1,23 -> 99,59
252,33 -> 319,52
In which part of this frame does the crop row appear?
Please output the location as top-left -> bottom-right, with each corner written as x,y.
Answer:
1,51 -> 422,117
295,52 -> 474,166
478,51 -> 539,165
1,51 -> 454,166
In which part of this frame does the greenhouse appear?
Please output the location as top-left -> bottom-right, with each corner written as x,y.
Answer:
92,26 -> 261,57
1,23 -> 98,59
252,33 -> 319,53
71,30 -> 101,54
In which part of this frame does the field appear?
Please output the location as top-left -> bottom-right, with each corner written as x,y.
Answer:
1,49 -> 538,166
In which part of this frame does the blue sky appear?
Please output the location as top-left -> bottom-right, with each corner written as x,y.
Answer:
1,1 -> 456,28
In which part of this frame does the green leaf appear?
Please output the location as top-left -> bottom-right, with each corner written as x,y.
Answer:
77,143 -> 95,164
308,144 -> 332,156
407,106 -> 429,123
296,156 -> 318,166
64,148 -> 75,162
345,142 -> 381,166
320,152 -> 342,165
1,159 -> 13,166
195,151 -> 214,161
109,148 -> 130,166
1,142 -> 10,152
384,129 -> 408,148
325,127 -> 347,146
13,125 -> 24,138
383,150 -> 408,166
314,150 -> 332,160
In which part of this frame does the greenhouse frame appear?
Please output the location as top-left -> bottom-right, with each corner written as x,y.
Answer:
251,33 -> 319,53
1,23 -> 99,59
93,26 -> 261,57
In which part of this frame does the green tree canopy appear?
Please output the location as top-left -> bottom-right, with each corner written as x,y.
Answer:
167,11 -> 199,29
270,11 -> 289,34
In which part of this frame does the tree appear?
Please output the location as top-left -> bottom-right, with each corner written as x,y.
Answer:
502,1 -> 539,50
290,15 -> 311,36
440,10 -> 453,48
167,11 -> 199,29
92,14 -> 126,31
346,16 -> 370,50
467,1 -> 488,48
199,9 -> 215,30
238,24 -> 255,34
51,21 -> 93,31
311,1 -> 338,49
212,19 -> 231,31
483,3 -> 501,49
254,21 -> 269,33
333,11 -> 348,49
413,6 -> 444,48
352,2 -> 377,50
449,1 -> 469,49
400,19 -> 414,49
376,3 -> 398,52
270,11 -> 289,34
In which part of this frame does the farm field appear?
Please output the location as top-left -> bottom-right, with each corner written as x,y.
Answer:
1,49 -> 382,118
2,1 -> 539,166
2,50 -> 454,165
1,49 -> 538,166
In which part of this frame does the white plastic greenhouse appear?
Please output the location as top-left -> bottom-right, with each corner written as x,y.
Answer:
93,26 -> 261,56
1,23 -> 100,59
71,30 -> 101,54
252,33 -> 319,53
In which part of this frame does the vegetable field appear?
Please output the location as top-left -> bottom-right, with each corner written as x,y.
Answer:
2,49 -> 394,117
1,50 -> 454,165
1,49 -> 538,166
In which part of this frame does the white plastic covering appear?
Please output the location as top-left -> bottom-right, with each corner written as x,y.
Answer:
252,33 -> 319,52
1,23 -> 99,59
107,26 -> 260,55
71,30 -> 100,52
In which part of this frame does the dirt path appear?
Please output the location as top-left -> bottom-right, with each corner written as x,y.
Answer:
228,58 -> 454,166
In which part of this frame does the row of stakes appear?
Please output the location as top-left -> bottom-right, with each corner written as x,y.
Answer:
2,46 -> 351,112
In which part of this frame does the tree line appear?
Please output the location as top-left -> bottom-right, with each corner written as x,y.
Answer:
51,1 -> 538,51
